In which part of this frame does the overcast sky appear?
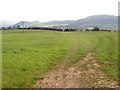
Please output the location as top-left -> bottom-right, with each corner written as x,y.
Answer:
0,0 -> 119,22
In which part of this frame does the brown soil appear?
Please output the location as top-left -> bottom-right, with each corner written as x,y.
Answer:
32,52 -> 118,88
32,37 -> 118,88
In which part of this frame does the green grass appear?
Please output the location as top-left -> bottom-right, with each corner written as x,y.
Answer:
0,30 -> 2,89
2,30 -> 118,88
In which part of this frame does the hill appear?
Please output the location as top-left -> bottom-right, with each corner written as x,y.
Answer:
0,20 -> 15,27
1,15 -> 118,30
13,21 -> 41,28
45,20 -> 75,24
69,15 -> 118,30
13,20 -> 74,28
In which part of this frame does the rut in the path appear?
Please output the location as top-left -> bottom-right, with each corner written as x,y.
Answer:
33,52 -> 118,88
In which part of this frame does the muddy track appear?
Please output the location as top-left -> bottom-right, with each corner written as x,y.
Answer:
32,36 -> 118,88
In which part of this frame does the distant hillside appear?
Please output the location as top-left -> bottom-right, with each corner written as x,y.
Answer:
2,15 -> 118,30
0,20 -> 15,27
45,20 -> 75,24
13,20 -> 74,28
13,21 -> 41,28
69,15 -> 118,30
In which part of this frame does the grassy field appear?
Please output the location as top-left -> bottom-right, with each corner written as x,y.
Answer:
2,30 -> 118,88
0,30 -> 2,89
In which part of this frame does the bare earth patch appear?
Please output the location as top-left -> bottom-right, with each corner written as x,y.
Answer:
33,53 -> 118,88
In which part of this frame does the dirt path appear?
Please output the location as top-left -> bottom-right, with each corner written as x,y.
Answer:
32,36 -> 118,88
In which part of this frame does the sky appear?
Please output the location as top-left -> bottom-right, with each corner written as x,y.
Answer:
0,0 -> 119,22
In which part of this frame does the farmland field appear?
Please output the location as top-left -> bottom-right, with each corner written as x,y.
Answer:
2,30 -> 118,88
0,30 -> 2,89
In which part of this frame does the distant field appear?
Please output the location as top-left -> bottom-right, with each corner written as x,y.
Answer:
2,30 -> 118,88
